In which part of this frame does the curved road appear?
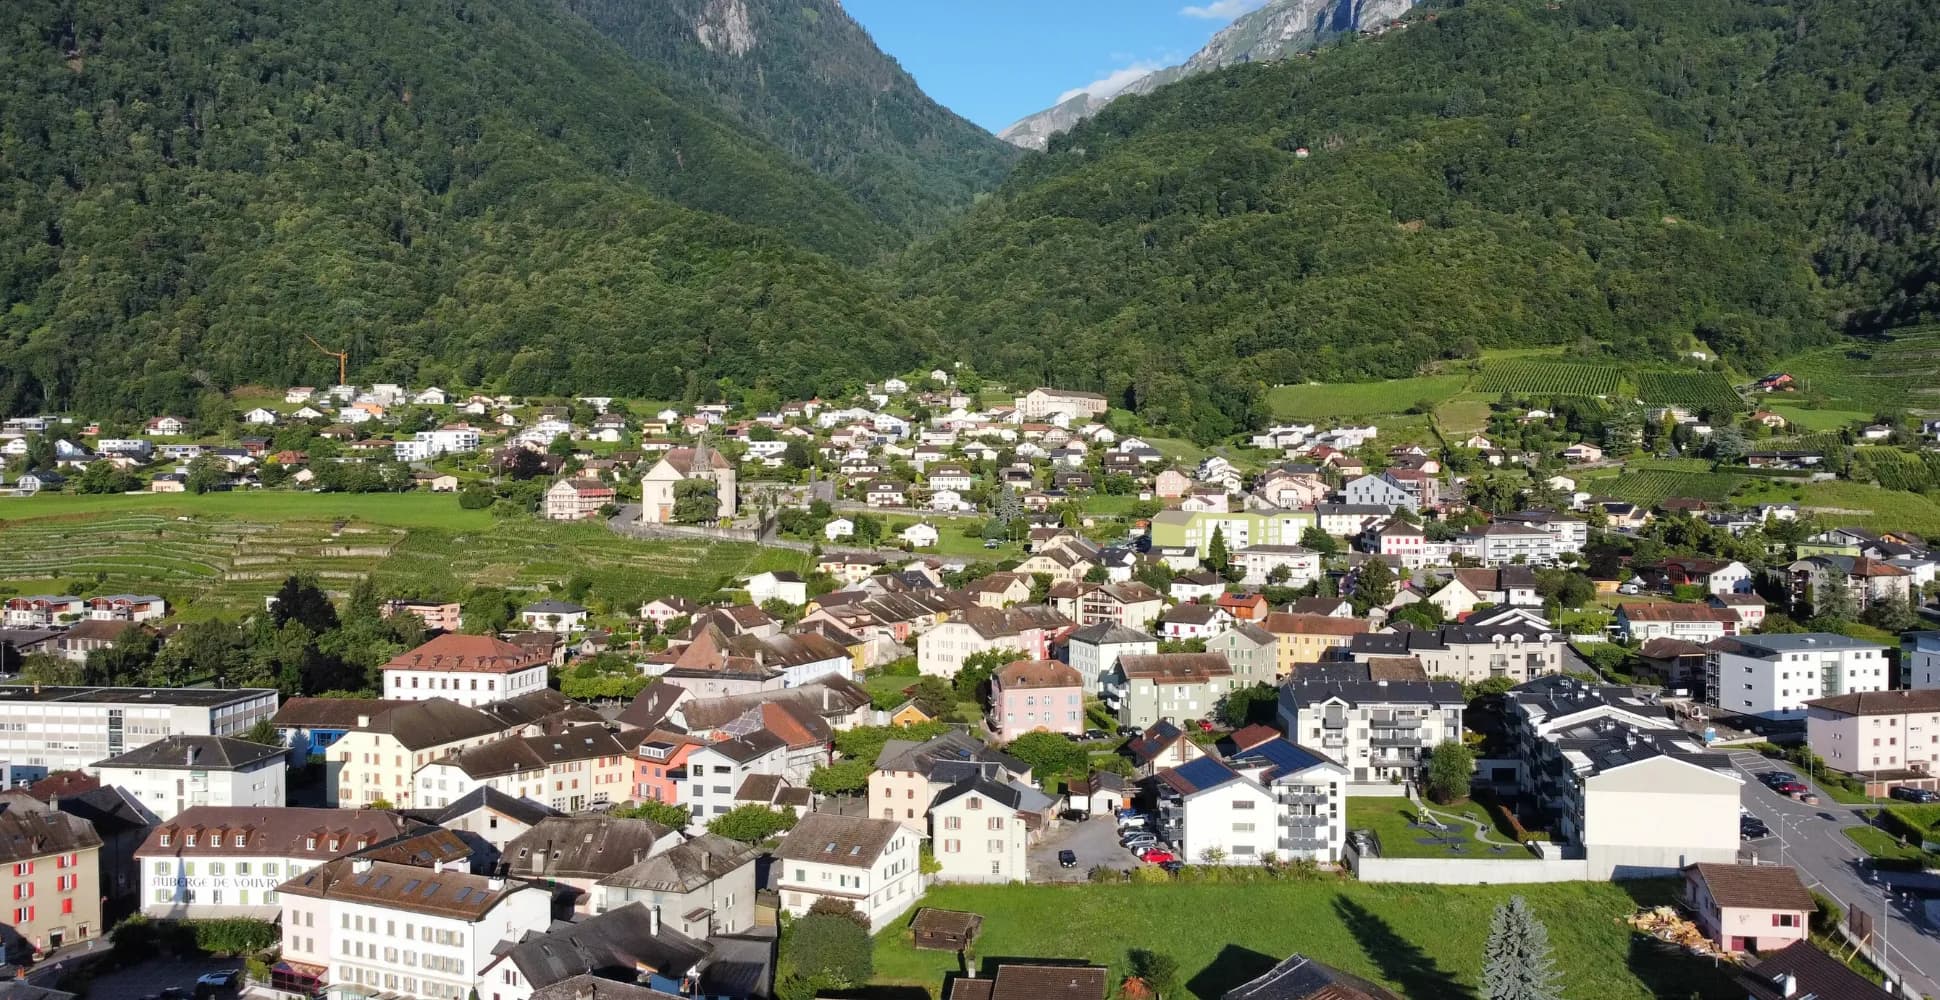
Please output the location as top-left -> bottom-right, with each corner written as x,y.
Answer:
1729,750 -> 1940,998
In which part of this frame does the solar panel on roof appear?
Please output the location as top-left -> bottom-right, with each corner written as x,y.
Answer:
422,883 -> 439,898
403,879 -> 421,894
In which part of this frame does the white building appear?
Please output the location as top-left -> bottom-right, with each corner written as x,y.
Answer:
1906,631 -> 1940,690
1277,665 -> 1466,791
592,833 -> 760,937
1509,677 -> 1742,878
411,727 -> 631,812
927,777 -> 1030,884
1706,634 -> 1892,721
0,686 -> 278,773
274,856 -> 552,1000
93,735 -> 286,822
1231,545 -> 1322,588
1153,757 -> 1279,864
773,813 -> 921,932
682,732 -> 788,825
381,635 -> 551,708
136,807 -> 422,919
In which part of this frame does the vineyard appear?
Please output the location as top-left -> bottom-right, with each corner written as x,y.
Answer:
1602,471 -> 1745,506
1635,372 -> 1745,413
0,501 -> 810,618
1474,361 -> 1623,397
1778,327 -> 1940,413
1855,447 -> 1940,493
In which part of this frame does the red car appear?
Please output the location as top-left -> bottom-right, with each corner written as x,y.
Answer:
1772,780 -> 1809,795
1139,848 -> 1176,864
1197,719 -> 1215,732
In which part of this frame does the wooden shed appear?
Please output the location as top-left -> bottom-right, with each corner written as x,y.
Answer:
910,907 -> 983,952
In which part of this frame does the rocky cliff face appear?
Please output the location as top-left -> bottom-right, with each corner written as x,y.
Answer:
693,0 -> 755,55
998,0 -> 1414,150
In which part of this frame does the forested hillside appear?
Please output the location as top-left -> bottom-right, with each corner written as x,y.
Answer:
560,0 -> 1020,238
903,0 -> 1940,441
0,0 -> 930,417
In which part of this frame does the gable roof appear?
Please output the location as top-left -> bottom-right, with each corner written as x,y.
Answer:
948,963 -> 1109,1000
501,901 -> 711,990
95,734 -> 285,772
774,813 -> 904,869
504,816 -> 676,880
276,856 -> 532,920
1115,652 -> 1232,684
1740,941 -> 1892,1000
996,659 -> 1082,690
429,787 -> 561,829
1156,756 -> 1244,796
596,833 -> 758,893
1808,688 -> 1940,717
1220,953 -> 1401,1000
1686,862 -> 1815,912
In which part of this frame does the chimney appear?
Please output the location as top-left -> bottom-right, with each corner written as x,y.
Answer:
649,905 -> 661,937
1775,971 -> 1797,997
350,857 -> 373,874
356,715 -> 371,728
574,982 -> 595,1000
186,744 -> 200,766
700,850 -> 711,871
488,874 -> 504,891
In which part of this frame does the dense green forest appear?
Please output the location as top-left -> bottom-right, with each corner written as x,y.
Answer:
2,0 -> 1937,440
0,0 -> 929,418
900,0 -> 1940,440
560,0 -> 1020,238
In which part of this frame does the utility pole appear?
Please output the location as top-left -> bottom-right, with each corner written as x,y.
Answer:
303,334 -> 349,386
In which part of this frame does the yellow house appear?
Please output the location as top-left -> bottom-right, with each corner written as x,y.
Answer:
1260,613 -> 1371,677
887,699 -> 933,727
329,699 -> 514,808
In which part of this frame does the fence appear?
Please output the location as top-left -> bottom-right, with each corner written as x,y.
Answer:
1348,850 -> 1592,884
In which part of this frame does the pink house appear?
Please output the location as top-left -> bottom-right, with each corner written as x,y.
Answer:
1683,863 -> 1813,954
632,732 -> 703,805
989,659 -> 1085,741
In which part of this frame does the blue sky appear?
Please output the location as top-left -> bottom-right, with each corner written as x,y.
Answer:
843,0 -> 1269,132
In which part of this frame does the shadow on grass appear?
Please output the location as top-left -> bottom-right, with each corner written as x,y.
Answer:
820,987 -> 932,1000
1184,944 -> 1280,999
1334,897 -> 1477,1000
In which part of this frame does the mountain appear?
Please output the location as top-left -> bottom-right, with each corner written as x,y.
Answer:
559,0 -> 1021,238
909,0 -> 1940,441
0,0 -> 935,417
999,0 -> 1414,150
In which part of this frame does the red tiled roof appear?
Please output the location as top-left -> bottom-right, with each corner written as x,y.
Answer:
381,633 -> 549,675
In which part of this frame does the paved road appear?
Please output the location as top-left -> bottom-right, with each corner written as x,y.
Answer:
1728,750 -> 1940,998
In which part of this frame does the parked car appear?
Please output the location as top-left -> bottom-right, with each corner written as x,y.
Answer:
1114,807 -> 1142,820
1122,833 -> 1158,850
1083,729 -> 1110,742
1892,786 -> 1940,803
195,973 -> 242,1000
1057,849 -> 1078,869
1771,780 -> 1809,795
1740,818 -> 1770,840
1760,771 -> 1799,787
1139,848 -> 1177,864
1117,726 -> 1144,738
983,539 -> 1001,549
1196,718 -> 1215,732
1116,814 -> 1147,830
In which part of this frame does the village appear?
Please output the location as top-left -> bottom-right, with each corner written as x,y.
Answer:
1,367 -> 1938,1000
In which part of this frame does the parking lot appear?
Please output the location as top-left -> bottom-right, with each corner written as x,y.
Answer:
73,956 -> 241,1000
1027,814 -> 1142,881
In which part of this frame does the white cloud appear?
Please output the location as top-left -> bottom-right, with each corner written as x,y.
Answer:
1179,0 -> 1268,20
1056,61 -> 1164,104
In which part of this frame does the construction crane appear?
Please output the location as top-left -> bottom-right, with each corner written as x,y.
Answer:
304,335 -> 349,387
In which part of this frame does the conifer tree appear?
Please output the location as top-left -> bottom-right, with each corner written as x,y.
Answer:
1483,896 -> 1563,1000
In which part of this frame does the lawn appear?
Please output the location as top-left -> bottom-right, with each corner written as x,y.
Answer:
1735,479 -> 1940,536
1345,797 -> 1526,858
1267,375 -> 1468,420
871,880 -> 1739,999
1434,395 -> 1496,435
876,514 -> 1023,561
1843,826 -> 1926,862
1767,404 -> 1868,431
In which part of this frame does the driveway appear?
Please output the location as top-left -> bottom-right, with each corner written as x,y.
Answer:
1728,750 -> 1940,998
1028,815 -> 1139,881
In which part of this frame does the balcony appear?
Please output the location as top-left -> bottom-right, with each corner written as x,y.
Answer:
1280,834 -> 1329,852
1367,712 -> 1421,729
1320,735 -> 1348,750
1370,733 -> 1423,748
1278,791 -> 1329,806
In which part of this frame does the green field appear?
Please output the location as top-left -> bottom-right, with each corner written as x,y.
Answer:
1344,798 -> 1526,858
1635,372 -> 1746,413
1768,404 -> 1868,431
1737,479 -> 1940,536
0,494 -> 807,618
871,881 -> 1737,999
1266,375 -> 1468,420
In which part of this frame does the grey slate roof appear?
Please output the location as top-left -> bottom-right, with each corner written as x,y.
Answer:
596,833 -> 758,894
505,816 -> 676,880
502,901 -> 711,990
429,787 -> 560,829
94,734 -> 285,772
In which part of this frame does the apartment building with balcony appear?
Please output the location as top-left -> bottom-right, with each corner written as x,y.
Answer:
1805,688 -> 1940,777
1152,738 -> 1347,864
1347,607 -> 1565,685
1103,653 -> 1235,729
1507,677 -> 1741,878
1277,662 -> 1463,792
1705,633 -> 1892,721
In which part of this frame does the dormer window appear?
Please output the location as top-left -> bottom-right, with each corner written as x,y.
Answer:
234,834 -> 246,847
305,837 -> 316,850
185,835 -> 196,847
159,834 -> 172,847
327,840 -> 339,852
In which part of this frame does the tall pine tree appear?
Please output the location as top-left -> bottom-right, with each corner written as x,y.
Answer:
1483,896 -> 1563,1000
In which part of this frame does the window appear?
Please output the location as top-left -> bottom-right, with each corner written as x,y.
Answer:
159,834 -> 172,847
233,834 -> 246,847
1772,913 -> 1798,928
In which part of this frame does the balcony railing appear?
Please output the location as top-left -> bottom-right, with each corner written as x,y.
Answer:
1280,835 -> 1329,852
1320,735 -> 1348,750
1370,734 -> 1422,748
1278,791 -> 1329,806
1320,715 -> 1348,730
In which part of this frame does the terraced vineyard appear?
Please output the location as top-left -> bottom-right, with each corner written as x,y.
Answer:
1602,470 -> 1744,506
1635,372 -> 1745,412
1474,361 -> 1623,397
1856,447 -> 1940,492
1,500 -> 811,617
1780,327 -> 1940,413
